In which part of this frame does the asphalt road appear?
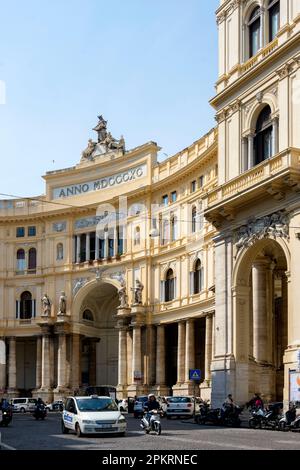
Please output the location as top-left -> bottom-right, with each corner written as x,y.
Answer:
1,413 -> 300,450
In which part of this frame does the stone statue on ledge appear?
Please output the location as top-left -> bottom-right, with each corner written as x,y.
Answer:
118,281 -> 129,309
58,291 -> 67,316
92,115 -> 126,154
131,279 -> 144,305
41,294 -> 51,317
81,139 -> 97,161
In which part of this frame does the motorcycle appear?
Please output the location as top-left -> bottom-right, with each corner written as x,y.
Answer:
140,409 -> 162,435
249,408 -> 265,429
196,401 -> 221,425
0,408 -> 13,427
33,403 -> 47,420
279,405 -> 300,432
220,404 -> 243,427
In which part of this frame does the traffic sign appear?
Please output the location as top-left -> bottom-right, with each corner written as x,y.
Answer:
189,369 -> 201,381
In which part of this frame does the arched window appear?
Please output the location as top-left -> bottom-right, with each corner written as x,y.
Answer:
134,227 -> 141,246
268,0 -> 280,42
56,243 -> 64,261
20,291 -> 32,319
83,309 -> 94,322
193,259 -> 203,294
254,105 -> 273,165
171,215 -> 178,242
248,6 -> 261,58
28,248 -> 37,271
165,269 -> 175,302
192,206 -> 197,233
17,249 -> 26,272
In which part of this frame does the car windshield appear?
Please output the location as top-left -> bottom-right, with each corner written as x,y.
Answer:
168,397 -> 192,403
76,398 -> 118,412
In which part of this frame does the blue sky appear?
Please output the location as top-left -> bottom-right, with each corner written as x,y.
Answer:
0,0 -> 219,197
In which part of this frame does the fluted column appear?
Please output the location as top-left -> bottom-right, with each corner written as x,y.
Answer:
272,117 -> 279,156
57,333 -> 67,389
248,134 -> 255,169
95,234 -> 100,260
252,260 -> 268,363
132,325 -> 142,384
177,322 -> 186,384
118,328 -> 127,386
104,231 -> 109,258
0,338 -> 6,391
8,337 -> 17,391
205,314 -> 213,382
35,336 -> 42,389
41,333 -> 51,389
71,334 -> 81,392
114,227 -> 118,256
156,325 -> 166,385
185,320 -> 195,382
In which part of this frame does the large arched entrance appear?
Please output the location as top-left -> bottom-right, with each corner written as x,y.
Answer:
233,238 -> 289,403
74,280 -> 120,389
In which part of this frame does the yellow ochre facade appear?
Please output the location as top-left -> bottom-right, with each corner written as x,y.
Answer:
0,0 -> 300,407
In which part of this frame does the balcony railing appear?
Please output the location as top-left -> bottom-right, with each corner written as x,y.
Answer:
240,39 -> 278,75
207,148 -> 300,208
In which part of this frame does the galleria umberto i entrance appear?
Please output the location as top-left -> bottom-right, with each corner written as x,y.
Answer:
1,1 -> 300,407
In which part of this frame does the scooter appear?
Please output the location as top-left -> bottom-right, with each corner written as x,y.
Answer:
0,408 -> 13,427
33,403 -> 47,420
279,405 -> 300,432
140,410 -> 162,435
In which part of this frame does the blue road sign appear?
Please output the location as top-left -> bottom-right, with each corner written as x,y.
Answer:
189,369 -> 201,381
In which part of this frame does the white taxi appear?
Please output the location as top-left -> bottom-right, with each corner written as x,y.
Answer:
62,395 -> 127,437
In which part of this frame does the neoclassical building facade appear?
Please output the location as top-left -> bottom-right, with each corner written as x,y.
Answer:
0,0 -> 300,407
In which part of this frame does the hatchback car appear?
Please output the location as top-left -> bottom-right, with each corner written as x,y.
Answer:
11,398 -> 37,413
166,396 -> 200,419
46,400 -> 64,412
62,395 -> 127,437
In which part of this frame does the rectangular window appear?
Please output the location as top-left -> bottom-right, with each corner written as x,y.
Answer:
199,175 -> 204,188
171,191 -> 177,203
16,227 -> 25,238
191,181 -> 197,193
162,195 -> 169,206
28,226 -> 36,237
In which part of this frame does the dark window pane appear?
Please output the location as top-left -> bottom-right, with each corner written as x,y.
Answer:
28,226 -> 36,237
16,227 -> 25,238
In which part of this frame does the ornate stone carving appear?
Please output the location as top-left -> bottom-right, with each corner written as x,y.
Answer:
118,281 -> 129,308
74,215 -> 106,230
58,291 -> 67,316
41,294 -> 51,317
73,278 -> 88,295
53,222 -> 66,232
236,211 -> 289,251
81,139 -> 97,161
131,279 -> 144,305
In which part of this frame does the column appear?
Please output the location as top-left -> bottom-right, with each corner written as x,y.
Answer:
132,326 -> 142,384
281,273 -> 288,357
95,234 -> 100,261
8,337 -> 17,391
89,339 -> 98,387
177,322 -> 186,384
76,235 -> 81,263
114,227 -> 118,256
156,325 -> 165,386
41,333 -> 51,389
35,336 -> 42,389
252,260 -> 268,363
104,231 -> 109,259
16,301 -> 20,320
57,333 -> 67,389
0,338 -> 6,391
71,334 -> 81,392
72,236 -> 76,263
260,8 -> 265,50
242,137 -> 248,172
248,134 -> 255,169
185,320 -> 195,382
205,315 -> 213,382
118,327 -> 127,386
85,233 -> 90,261
148,325 -> 156,386
272,117 -> 279,156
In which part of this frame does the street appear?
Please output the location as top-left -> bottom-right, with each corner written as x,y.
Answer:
1,413 -> 300,450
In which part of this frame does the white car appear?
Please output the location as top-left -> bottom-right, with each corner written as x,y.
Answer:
118,399 -> 128,413
166,396 -> 200,419
62,395 -> 127,437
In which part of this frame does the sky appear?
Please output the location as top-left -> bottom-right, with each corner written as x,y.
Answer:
0,0 -> 219,198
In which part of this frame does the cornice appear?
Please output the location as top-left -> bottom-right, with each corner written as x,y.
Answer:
216,0 -> 241,25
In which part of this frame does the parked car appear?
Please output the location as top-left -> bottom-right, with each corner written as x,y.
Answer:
46,400 -> 64,412
62,395 -> 127,437
166,396 -> 200,419
11,398 -> 37,413
117,399 -> 128,413
133,396 -> 148,418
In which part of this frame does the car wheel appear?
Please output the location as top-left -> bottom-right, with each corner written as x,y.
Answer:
76,423 -> 83,438
62,421 -> 69,434
118,432 -> 126,437
20,407 -> 26,413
